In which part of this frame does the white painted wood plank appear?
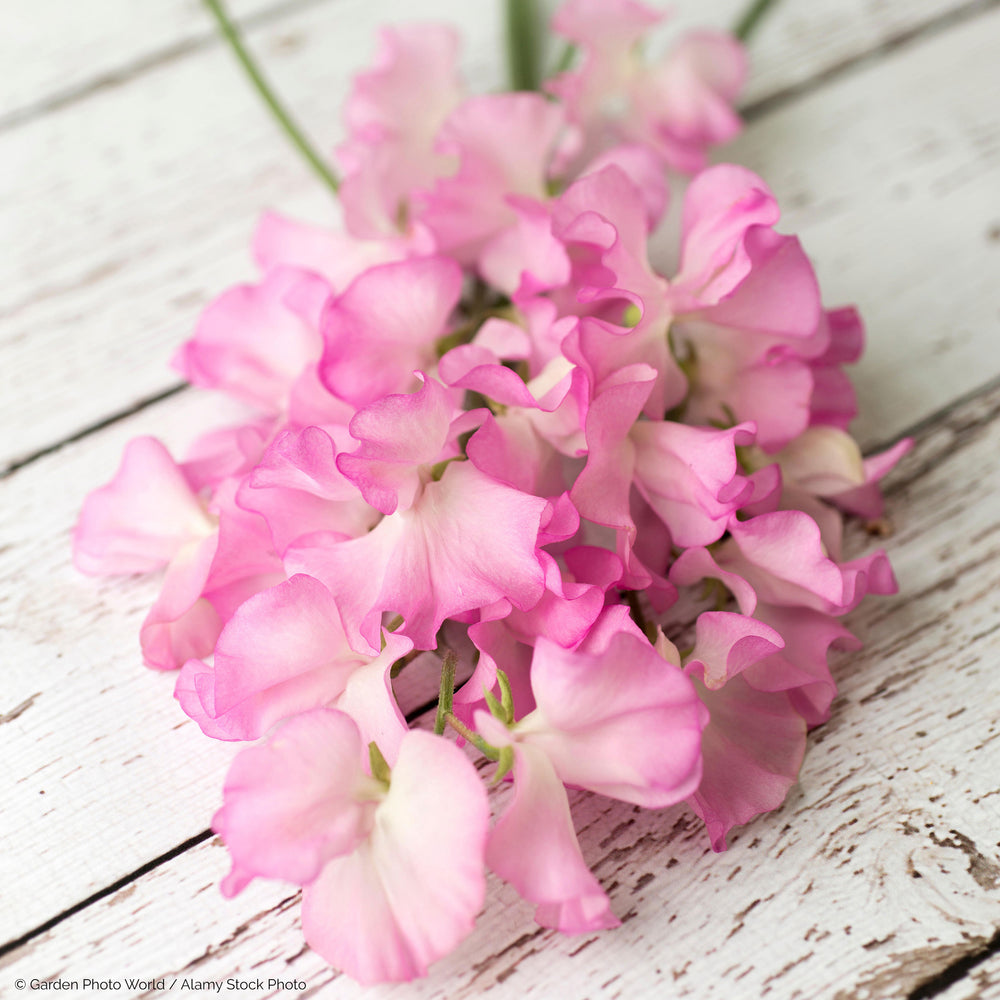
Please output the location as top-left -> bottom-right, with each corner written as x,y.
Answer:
3,379 -> 1000,997
2,0 -> 301,126
1,0 -> 996,471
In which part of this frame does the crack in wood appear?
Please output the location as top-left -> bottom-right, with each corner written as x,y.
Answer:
0,692 -> 41,725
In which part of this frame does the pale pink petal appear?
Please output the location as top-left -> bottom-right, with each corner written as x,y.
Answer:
570,363 -> 656,538
181,420 -> 271,494
687,610 -> 785,690
213,709 -> 379,892
518,632 -> 706,807
685,669 -> 806,851
632,31 -> 746,172
74,436 -> 214,576
143,479 -> 284,670
337,375 -> 457,514
630,420 -> 756,546
302,731 -> 489,983
483,742 -> 618,934
140,534 -> 221,671
773,426 -> 867,497
674,164 -> 780,305
479,198 -> 571,298
700,228 -> 822,340
579,143 -> 670,229
237,426 -> 377,553
172,267 -> 329,414
828,437 -> 913,519
337,25 -> 463,239
252,211 -> 408,289
744,604 -> 860,726
319,257 -> 462,408
418,94 -> 565,264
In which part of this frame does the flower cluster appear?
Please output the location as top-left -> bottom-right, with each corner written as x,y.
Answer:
75,0 -> 909,984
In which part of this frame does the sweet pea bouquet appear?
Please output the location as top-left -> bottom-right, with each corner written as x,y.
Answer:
74,0 -> 910,984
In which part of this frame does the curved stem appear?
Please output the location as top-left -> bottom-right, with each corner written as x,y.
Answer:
733,0 -> 783,43
445,713 -> 501,762
203,0 -> 340,195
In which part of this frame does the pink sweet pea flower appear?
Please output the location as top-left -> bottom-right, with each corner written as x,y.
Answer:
548,166 -> 685,418
417,93 -> 566,266
72,437 -> 276,671
287,376 -> 547,652
252,211 -> 417,289
476,626 -> 706,930
172,267 -> 331,417
668,166 -> 826,451
651,611 -> 810,851
175,574 -> 411,755
549,0 -> 746,173
671,509 -> 897,619
571,362 -> 756,576
139,477 -> 284,671
214,709 -> 489,983
74,436 -> 214,576
318,256 -> 462,409
337,25 -> 464,240
236,425 -> 378,555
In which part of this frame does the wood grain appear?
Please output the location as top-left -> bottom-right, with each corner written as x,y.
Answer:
4,359 -> 999,999
2,0 -> 996,472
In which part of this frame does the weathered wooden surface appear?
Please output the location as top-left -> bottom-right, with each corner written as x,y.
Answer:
1,0 -> 995,472
2,0 -> 1000,996
4,377 -> 1000,999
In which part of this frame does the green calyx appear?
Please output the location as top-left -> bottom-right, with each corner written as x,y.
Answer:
368,741 -> 391,789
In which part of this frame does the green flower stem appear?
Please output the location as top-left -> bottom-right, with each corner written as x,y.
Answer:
733,0 -> 783,43
202,0 -> 340,195
505,0 -> 543,92
445,712 -> 501,762
434,650 -> 458,736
